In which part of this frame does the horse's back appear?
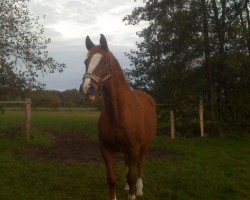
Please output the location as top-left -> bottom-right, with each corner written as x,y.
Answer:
133,90 -> 156,109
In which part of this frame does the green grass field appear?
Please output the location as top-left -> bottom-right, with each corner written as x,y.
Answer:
0,111 -> 249,200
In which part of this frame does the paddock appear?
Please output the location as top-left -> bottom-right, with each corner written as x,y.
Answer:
0,98 -> 207,141
0,110 -> 249,199
0,98 -> 31,141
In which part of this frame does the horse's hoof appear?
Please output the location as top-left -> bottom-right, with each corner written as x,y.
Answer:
124,183 -> 129,191
136,190 -> 143,196
128,194 -> 136,200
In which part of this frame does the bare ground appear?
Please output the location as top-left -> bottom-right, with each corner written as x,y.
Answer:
23,132 -> 177,163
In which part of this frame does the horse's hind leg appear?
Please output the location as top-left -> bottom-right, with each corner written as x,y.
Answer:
136,145 -> 149,196
101,147 -> 117,200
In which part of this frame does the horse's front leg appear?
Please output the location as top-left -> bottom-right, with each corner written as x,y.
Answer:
126,148 -> 140,200
101,147 -> 117,200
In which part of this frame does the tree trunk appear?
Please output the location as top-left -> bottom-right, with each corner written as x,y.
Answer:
245,0 -> 250,54
211,0 -> 227,135
201,0 -> 217,135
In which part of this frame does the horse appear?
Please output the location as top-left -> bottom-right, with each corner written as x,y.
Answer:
80,34 -> 157,200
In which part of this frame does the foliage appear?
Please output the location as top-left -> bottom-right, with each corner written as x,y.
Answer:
0,0 -> 65,93
0,89 -> 103,109
31,89 -> 85,108
123,0 -> 250,134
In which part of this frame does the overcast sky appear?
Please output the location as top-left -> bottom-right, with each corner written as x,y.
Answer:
28,0 -> 145,91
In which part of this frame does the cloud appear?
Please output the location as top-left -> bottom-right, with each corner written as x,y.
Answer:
39,37 -> 131,91
30,0 -> 144,40
29,0 -> 145,90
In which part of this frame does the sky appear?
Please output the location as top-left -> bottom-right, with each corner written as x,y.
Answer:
28,0 -> 145,91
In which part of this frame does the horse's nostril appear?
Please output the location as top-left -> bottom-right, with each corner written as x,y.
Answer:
87,85 -> 94,95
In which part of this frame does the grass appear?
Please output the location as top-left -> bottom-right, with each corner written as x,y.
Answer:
0,111 -> 249,200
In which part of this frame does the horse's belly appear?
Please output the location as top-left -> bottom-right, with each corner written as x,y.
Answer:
100,132 -> 131,152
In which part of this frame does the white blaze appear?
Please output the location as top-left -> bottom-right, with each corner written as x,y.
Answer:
83,53 -> 102,94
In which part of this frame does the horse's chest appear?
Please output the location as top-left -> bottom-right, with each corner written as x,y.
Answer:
99,123 -> 133,152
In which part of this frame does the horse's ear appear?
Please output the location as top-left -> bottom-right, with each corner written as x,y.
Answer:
86,36 -> 94,50
100,34 -> 109,51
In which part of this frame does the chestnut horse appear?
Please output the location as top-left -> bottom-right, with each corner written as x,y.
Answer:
80,34 -> 157,200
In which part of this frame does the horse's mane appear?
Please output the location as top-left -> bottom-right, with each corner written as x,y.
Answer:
108,52 -> 131,91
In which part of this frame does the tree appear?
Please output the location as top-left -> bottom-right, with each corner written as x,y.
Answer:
0,59 -> 26,95
124,0 -> 204,105
124,0 -> 250,135
0,0 -> 65,94
48,94 -> 62,108
61,89 -> 84,107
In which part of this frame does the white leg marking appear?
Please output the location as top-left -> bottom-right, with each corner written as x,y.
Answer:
136,178 -> 143,196
83,53 -> 102,94
128,194 -> 136,200
113,195 -> 117,200
124,182 -> 129,191
124,166 -> 129,191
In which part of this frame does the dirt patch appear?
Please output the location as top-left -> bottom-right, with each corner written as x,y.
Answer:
23,132 -> 178,163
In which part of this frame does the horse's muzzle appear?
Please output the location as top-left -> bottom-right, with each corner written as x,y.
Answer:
79,82 -> 98,102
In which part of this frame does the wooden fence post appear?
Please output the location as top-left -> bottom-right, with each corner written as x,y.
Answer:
199,99 -> 205,138
24,98 -> 31,141
170,110 -> 175,139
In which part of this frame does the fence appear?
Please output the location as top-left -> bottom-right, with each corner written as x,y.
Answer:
0,98 -> 31,141
158,99 -> 205,139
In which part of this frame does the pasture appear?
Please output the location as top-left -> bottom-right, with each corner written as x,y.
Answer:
0,111 -> 249,200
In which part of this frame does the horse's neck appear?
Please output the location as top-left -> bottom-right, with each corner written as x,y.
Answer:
103,68 -> 131,122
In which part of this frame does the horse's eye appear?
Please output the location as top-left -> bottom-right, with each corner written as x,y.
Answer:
101,59 -> 107,65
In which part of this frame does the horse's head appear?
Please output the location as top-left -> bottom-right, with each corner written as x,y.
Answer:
80,34 -> 111,101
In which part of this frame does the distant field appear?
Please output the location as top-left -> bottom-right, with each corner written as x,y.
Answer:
2,106 -> 98,111
0,111 -> 249,200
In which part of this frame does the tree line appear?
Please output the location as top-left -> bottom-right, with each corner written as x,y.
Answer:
31,89 -> 84,108
0,89 -> 103,109
124,0 -> 250,135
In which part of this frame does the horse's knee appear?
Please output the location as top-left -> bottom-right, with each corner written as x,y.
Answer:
126,169 -> 135,185
107,176 -> 116,188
